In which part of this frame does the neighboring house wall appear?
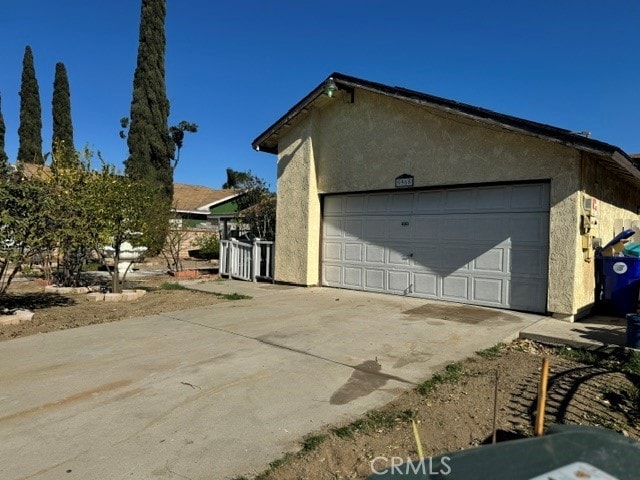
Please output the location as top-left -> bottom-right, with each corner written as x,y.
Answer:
276,88 -> 587,317
171,228 -> 218,259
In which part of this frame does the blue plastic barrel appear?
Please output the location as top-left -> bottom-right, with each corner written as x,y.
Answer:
626,314 -> 640,348
599,257 -> 640,317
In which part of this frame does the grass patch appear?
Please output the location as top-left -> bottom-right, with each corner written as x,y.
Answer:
476,342 -> 507,359
301,434 -> 327,452
621,349 -> 640,376
331,425 -> 355,439
554,346 -> 640,376
252,452 -> 296,479
629,386 -> 640,412
331,408 -> 416,440
555,346 -> 599,364
158,282 -> 187,291
417,362 -> 464,395
214,292 -> 251,301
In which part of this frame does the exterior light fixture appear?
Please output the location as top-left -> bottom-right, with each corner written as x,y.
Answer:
324,77 -> 338,98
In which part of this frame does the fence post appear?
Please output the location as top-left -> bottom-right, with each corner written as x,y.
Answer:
220,240 -> 227,277
271,242 -> 275,281
252,242 -> 259,282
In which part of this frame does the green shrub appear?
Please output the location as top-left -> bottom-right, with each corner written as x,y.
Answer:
159,282 -> 187,290
192,233 -> 220,259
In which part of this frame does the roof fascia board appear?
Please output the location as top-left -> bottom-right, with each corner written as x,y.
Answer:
252,83 -> 326,152
254,73 -> 639,184
197,192 -> 243,211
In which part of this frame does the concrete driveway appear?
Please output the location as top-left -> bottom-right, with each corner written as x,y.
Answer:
0,281 -> 542,479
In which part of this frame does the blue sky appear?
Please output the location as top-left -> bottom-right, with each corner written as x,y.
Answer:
0,1 -> 638,190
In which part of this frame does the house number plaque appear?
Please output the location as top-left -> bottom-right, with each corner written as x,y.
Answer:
395,174 -> 414,188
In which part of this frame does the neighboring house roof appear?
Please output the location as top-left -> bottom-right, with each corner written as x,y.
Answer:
253,72 -> 640,186
173,183 -> 239,215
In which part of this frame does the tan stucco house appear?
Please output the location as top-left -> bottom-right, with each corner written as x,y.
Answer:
252,73 -> 640,321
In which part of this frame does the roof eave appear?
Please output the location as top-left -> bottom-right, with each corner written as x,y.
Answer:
197,192 -> 243,211
252,82 -> 327,154
174,209 -> 209,215
252,72 -> 640,184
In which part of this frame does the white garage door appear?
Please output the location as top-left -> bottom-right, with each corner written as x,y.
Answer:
322,183 -> 549,313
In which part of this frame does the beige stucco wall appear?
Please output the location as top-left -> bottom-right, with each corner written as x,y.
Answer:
573,154 -> 640,315
275,87 -> 590,316
274,118 -> 321,285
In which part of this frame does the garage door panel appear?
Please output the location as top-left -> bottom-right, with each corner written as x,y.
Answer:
364,217 -> 387,238
323,265 -> 342,285
388,219 -> 412,240
508,215 -> 548,243
510,247 -> 547,276
442,275 -> 470,300
388,271 -> 410,293
444,188 -> 476,211
345,196 -> 365,213
390,194 -> 413,212
365,244 -> 386,264
367,194 -> 390,213
324,217 -> 344,238
472,277 -> 504,303
440,218 -> 469,241
414,191 -> 443,212
439,245 -> 479,272
473,248 -> 506,273
475,218 -> 506,241
344,219 -> 363,239
510,183 -> 549,210
412,248 -> 444,269
324,196 -> 344,215
476,187 -> 510,211
344,267 -> 363,288
322,183 -> 549,313
413,273 -> 438,296
412,217 -> 439,240
345,243 -> 363,262
365,269 -> 385,290
323,242 -> 342,261
509,279 -> 546,311
388,247 -> 412,266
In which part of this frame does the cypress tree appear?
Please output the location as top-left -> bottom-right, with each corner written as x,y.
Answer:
17,46 -> 43,165
52,62 -> 74,161
0,94 -> 8,176
124,0 -> 174,201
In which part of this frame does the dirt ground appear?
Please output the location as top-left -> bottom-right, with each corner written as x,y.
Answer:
249,340 -> 640,480
0,272 -> 227,341
1,275 -> 639,480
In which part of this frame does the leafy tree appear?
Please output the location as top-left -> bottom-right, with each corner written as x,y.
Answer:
124,0 -> 174,201
169,121 -> 198,170
0,172 -> 51,293
222,168 -> 252,189
44,145 -> 98,286
239,195 -> 276,241
121,118 -> 198,172
0,143 -> 170,293
0,94 -> 9,177
227,170 -> 276,240
17,46 -> 43,165
92,170 -> 167,293
51,62 -> 74,163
